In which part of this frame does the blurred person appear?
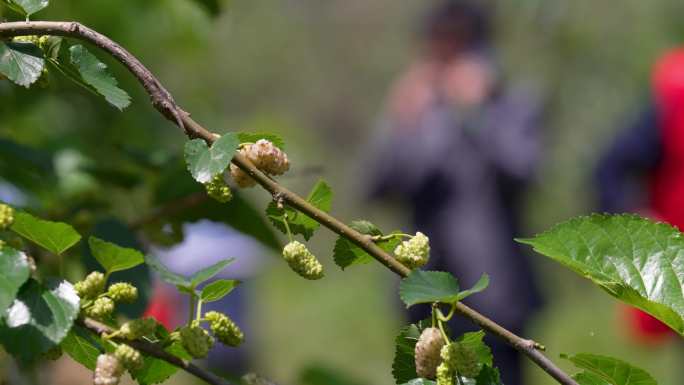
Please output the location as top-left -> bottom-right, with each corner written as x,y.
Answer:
595,48 -> 684,345
365,1 -> 544,384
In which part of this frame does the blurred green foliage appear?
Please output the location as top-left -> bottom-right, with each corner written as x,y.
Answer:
2,0 -> 684,384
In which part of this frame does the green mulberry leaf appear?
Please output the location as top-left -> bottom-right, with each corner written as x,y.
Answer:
518,214 -> 684,335
266,179 -> 332,241
200,279 -> 239,303
236,132 -> 285,150
88,236 -> 144,274
189,258 -> 234,287
562,353 -> 657,385
392,319 -> 431,384
399,270 -> 460,308
333,221 -> 400,269
0,246 -> 31,316
184,133 -> 240,183
10,211 -> 81,255
60,325 -> 103,370
130,342 -> 192,385
0,279 -> 80,361
3,0 -> 49,16
457,330 -> 492,367
0,41 -> 44,88
68,44 -> 131,110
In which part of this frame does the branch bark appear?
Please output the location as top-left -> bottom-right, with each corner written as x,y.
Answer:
80,318 -> 232,385
0,21 -> 579,385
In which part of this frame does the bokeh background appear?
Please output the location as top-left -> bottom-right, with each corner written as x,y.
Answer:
2,0 -> 684,384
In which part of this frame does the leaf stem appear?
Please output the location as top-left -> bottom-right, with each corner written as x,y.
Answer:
282,213 -> 294,243
188,293 -> 196,326
195,299 -> 203,322
436,309 -> 451,343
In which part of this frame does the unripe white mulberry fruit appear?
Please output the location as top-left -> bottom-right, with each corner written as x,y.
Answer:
0,203 -> 14,230
394,232 -> 430,269
282,241 -> 324,280
205,174 -> 233,203
107,282 -> 138,303
94,354 -> 124,385
205,311 -> 244,347
75,271 -> 106,299
415,327 -> 445,379
86,297 -> 115,320
179,324 -> 214,358
115,344 -> 143,371
119,317 -> 157,340
436,362 -> 454,385
440,342 -> 481,378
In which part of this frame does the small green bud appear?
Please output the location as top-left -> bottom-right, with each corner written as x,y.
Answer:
179,324 -> 214,358
119,317 -> 157,340
115,344 -> 143,371
205,174 -> 233,203
86,297 -> 115,320
75,271 -> 106,299
282,241 -> 324,280
205,311 -> 244,347
107,282 -> 138,303
0,203 -> 14,230
394,232 -> 430,269
94,354 -> 123,385
436,362 -> 454,385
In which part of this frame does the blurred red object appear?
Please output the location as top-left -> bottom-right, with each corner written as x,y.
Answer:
143,283 -> 178,330
622,305 -> 674,345
651,48 -> 684,229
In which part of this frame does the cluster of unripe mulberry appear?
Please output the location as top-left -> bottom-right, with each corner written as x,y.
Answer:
169,311 -> 244,359
282,240 -> 324,280
205,174 -> 233,203
414,327 -> 482,384
74,272 -> 138,320
394,232 -> 430,269
93,321 -> 156,385
0,203 -> 14,230
231,139 -> 290,188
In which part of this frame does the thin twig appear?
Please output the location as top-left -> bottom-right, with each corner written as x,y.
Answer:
0,21 -> 579,385
80,318 -> 232,385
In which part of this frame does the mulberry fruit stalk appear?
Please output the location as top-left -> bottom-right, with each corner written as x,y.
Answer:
394,232 -> 430,269
205,311 -> 244,347
94,354 -> 124,385
415,327 -> 445,379
0,203 -> 14,230
282,241 -> 324,280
